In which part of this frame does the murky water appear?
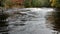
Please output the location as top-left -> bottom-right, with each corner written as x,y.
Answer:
0,8 -> 60,34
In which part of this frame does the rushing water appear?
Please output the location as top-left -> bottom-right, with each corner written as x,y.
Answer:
0,8 -> 60,34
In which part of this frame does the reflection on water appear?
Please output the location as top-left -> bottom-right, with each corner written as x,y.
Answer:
0,8 -> 60,34
0,11 -> 9,34
46,10 -> 60,34
54,11 -> 60,32
0,21 -> 8,34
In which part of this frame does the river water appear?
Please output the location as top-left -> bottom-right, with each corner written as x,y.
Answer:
0,8 -> 60,34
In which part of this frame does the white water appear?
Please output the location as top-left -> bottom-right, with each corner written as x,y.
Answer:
1,8 -> 57,34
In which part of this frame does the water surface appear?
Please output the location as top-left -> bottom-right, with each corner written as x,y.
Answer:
0,8 -> 60,34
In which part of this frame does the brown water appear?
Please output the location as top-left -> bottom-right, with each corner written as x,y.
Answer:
0,8 -> 60,34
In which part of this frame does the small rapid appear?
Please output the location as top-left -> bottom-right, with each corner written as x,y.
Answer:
0,8 -> 59,34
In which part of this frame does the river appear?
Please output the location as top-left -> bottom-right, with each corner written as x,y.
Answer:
0,8 -> 60,34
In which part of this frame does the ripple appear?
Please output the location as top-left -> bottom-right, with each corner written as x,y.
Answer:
0,8 -> 58,34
